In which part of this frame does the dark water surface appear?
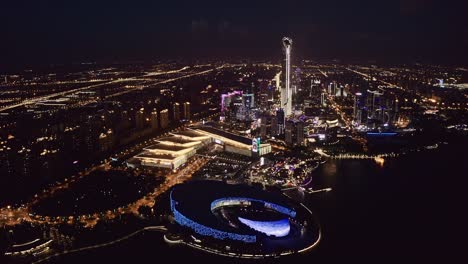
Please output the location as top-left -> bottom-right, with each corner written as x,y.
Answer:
51,141 -> 466,264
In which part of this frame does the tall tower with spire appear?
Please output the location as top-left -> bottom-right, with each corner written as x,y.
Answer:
281,37 -> 293,117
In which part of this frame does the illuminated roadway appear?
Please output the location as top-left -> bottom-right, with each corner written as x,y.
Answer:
347,66 -> 441,110
0,64 -> 232,112
346,67 -> 403,90
325,93 -> 369,151
32,226 -> 167,264
0,123 -> 209,228
0,79 -> 127,112
0,111 -> 220,228
318,69 -> 328,78
106,65 -> 228,99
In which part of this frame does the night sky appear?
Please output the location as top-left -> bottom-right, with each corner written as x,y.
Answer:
2,0 -> 467,68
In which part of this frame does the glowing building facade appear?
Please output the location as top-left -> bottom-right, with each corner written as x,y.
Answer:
170,191 -> 297,243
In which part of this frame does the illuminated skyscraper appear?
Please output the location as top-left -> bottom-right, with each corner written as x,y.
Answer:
321,93 -> 327,107
335,85 -> 347,97
271,115 -> 278,136
99,129 -> 114,152
328,81 -> 339,95
151,109 -> 158,131
221,91 -> 242,112
259,81 -> 269,110
160,109 -> 169,129
183,102 -> 191,120
366,89 -> 384,119
242,93 -> 255,108
276,109 -> 285,135
353,93 -> 362,125
285,120 -> 294,145
173,102 -> 180,121
296,121 -> 305,145
136,108 -> 145,130
274,72 -> 281,91
260,116 -> 267,138
0,141 -> 14,178
309,79 -> 314,97
281,37 -> 293,117
353,93 -> 362,119
393,99 -> 399,123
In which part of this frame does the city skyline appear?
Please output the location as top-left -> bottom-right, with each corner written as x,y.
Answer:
0,1 -> 466,264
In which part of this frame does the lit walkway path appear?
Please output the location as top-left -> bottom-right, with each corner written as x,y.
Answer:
32,226 -> 167,264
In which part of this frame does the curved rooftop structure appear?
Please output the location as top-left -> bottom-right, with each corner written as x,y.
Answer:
168,180 -> 321,257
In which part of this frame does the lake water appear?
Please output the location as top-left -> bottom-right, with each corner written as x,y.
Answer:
50,139 -> 466,264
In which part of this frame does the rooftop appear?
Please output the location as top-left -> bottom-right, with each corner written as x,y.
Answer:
173,129 -> 207,138
145,143 -> 191,152
136,152 -> 176,160
171,181 -> 295,235
196,126 -> 252,145
158,136 -> 198,144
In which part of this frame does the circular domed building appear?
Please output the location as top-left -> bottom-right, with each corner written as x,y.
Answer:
167,180 -> 321,258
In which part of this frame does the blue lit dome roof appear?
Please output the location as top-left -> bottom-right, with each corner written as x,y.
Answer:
170,181 -> 297,242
